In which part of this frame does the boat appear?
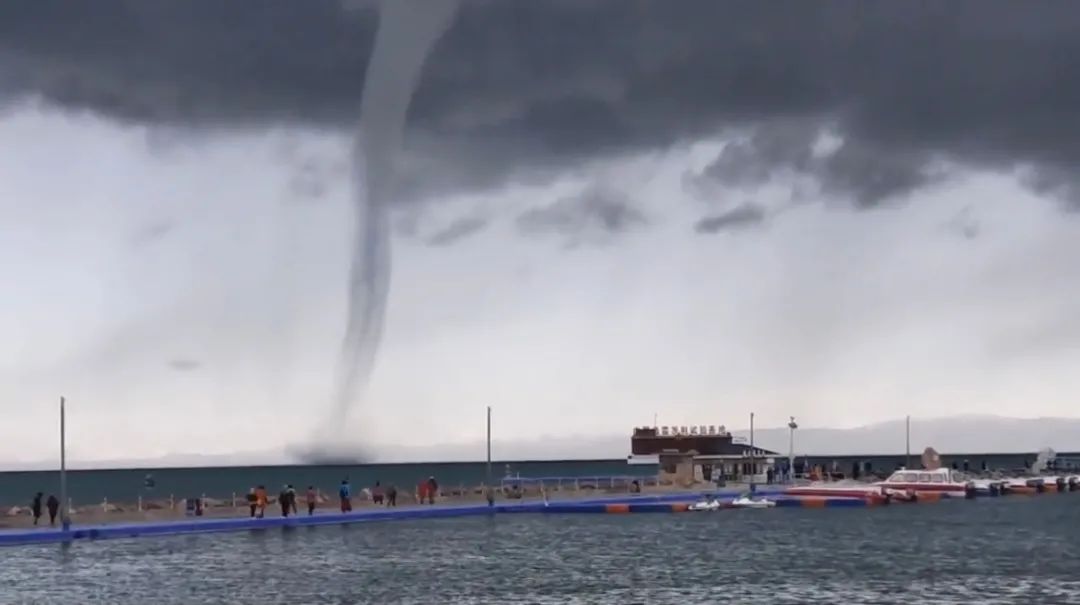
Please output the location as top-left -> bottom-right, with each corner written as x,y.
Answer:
688,498 -> 722,512
970,479 -> 1006,497
731,495 -> 775,509
1037,476 -> 1068,492
784,482 -> 885,500
786,448 -> 973,500
876,467 -> 973,499
1002,478 -> 1040,495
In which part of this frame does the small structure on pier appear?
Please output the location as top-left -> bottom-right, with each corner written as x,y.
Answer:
628,425 -> 779,486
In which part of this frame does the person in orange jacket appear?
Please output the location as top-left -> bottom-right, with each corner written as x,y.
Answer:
254,485 -> 267,518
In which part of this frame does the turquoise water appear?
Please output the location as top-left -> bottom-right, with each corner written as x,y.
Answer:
0,460 -> 651,506
2,496 -> 1078,604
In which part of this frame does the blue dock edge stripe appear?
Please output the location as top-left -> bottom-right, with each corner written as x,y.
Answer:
0,487 -> 821,547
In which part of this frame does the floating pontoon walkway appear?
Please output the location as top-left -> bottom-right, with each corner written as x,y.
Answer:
2,483 -> 1073,547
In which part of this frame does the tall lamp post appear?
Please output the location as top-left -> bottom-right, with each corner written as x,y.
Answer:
905,415 -> 911,469
486,406 -> 493,507
787,416 -> 798,483
60,396 -> 70,531
749,412 -> 755,492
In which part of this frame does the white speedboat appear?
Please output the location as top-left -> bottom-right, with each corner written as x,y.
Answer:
731,495 -> 775,509
970,479 -> 1006,497
786,448 -> 972,501
688,498 -> 721,512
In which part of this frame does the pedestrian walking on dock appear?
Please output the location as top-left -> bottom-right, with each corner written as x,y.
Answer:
386,485 -> 397,507
372,481 -> 384,505
339,479 -> 352,513
255,485 -> 267,518
305,486 -> 317,515
31,492 -> 43,526
286,485 -> 298,515
46,494 -> 59,527
247,487 -> 258,517
426,476 -> 438,505
279,485 -> 292,517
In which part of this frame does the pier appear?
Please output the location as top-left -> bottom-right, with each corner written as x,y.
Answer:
3,479 -> 1076,547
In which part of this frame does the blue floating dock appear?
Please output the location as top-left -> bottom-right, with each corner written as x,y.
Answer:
0,487 -> 846,548
0,502 -> 515,547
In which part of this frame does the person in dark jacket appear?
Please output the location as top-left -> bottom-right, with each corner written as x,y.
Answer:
279,486 -> 292,517
286,485 -> 298,515
46,495 -> 60,526
31,493 -> 43,525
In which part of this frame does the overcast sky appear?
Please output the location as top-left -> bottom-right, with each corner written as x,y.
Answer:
2,0 -> 1080,465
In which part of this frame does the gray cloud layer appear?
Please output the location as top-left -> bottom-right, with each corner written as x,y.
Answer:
517,187 -> 646,244
3,1 -> 1080,207
694,204 -> 766,235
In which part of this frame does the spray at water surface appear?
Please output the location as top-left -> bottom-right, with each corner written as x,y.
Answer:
308,0 -> 459,459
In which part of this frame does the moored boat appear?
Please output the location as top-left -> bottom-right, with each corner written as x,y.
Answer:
731,495 -> 776,509
787,447 -> 973,501
873,467 -> 974,499
970,479 -> 1006,497
1037,476 -> 1067,492
784,483 -> 885,500
1002,478 -> 1040,495
688,498 -> 721,512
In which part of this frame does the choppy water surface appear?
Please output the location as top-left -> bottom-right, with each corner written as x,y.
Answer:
2,496 -> 1079,604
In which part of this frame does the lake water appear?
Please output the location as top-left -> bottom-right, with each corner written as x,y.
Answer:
2,494 -> 1078,604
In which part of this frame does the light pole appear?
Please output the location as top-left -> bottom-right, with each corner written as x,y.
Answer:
749,412 -> 755,491
787,416 -> 798,483
60,396 -> 70,531
905,415 -> 911,469
485,406 -> 493,507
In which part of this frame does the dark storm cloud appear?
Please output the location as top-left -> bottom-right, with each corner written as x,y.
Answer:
944,207 -> 980,241
424,215 -> 488,246
694,204 -> 767,235
167,358 -> 201,372
517,187 -> 646,240
131,220 -> 175,246
691,123 -> 944,208
3,0 -> 1080,205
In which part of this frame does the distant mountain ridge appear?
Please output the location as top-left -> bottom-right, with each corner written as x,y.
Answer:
4,415 -> 1078,471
